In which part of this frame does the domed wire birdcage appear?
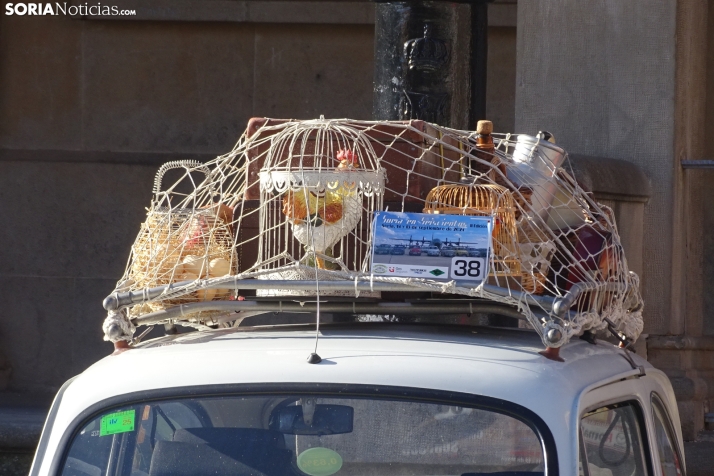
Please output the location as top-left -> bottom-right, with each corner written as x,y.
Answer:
103,117 -> 644,353
248,119 -> 386,295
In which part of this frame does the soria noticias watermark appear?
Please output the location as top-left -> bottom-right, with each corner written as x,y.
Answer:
5,3 -> 136,16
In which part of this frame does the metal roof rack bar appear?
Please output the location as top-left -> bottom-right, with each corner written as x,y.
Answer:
104,279 -> 557,312
132,299 -> 536,327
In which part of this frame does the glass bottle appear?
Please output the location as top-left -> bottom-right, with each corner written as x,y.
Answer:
470,120 -> 506,183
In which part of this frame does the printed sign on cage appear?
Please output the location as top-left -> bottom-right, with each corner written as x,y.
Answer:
371,212 -> 492,283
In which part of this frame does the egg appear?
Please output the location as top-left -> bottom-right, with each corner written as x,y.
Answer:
207,258 -> 232,299
180,272 -> 198,283
197,287 -> 217,302
178,271 -> 214,301
208,258 -> 231,277
182,255 -> 207,277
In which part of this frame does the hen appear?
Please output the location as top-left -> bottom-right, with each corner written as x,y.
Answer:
282,150 -> 363,268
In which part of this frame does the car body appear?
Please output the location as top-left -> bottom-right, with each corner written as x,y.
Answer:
454,246 -> 469,257
440,246 -> 456,257
390,245 -> 406,255
408,246 -> 421,256
467,247 -> 485,257
30,323 -> 685,476
374,244 -> 392,255
424,246 -> 440,256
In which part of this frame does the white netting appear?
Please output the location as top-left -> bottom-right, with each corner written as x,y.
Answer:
104,118 -> 643,348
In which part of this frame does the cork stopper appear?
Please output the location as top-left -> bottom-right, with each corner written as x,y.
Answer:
476,120 -> 493,135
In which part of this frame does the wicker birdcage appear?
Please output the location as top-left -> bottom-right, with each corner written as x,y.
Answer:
125,162 -> 236,312
127,208 -> 235,310
422,182 -> 521,276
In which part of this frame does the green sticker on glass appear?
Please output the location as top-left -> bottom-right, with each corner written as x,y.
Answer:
297,447 -> 343,476
100,410 -> 135,436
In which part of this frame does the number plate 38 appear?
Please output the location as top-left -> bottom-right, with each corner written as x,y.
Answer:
450,257 -> 486,281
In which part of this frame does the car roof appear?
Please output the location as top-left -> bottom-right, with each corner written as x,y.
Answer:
59,324 -> 649,420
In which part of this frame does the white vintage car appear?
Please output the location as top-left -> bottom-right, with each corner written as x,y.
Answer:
29,319 -> 685,476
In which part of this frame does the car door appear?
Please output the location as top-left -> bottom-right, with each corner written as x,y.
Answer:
576,369 -> 686,476
650,393 -> 685,476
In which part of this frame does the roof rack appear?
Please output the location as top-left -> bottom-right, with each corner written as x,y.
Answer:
103,118 -> 644,354
104,276 -> 630,349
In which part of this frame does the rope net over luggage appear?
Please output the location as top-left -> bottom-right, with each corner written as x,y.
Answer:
103,118 -> 644,349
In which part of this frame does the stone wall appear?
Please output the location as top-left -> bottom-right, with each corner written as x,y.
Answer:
516,1 -> 678,335
703,0 -> 714,337
0,2 -> 517,394
515,0 -> 714,439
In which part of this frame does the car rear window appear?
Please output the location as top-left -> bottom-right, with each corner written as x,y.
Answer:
60,394 -> 546,476
579,402 -> 648,476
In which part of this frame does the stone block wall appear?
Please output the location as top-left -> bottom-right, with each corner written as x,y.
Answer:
0,2 -> 517,394
515,0 -> 714,439
0,13 -> 373,395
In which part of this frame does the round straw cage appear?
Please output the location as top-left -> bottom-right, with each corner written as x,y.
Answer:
423,183 -> 521,276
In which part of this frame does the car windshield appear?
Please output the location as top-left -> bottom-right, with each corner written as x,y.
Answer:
61,393 -> 545,476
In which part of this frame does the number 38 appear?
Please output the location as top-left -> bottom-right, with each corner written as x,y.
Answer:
453,259 -> 481,278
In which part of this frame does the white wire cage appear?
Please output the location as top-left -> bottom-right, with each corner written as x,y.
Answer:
247,119 -> 386,295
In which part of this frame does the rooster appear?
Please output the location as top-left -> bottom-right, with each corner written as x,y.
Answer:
282,149 -> 363,268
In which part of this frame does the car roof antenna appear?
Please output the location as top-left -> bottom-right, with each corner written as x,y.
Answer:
307,243 -> 322,364
307,287 -> 322,364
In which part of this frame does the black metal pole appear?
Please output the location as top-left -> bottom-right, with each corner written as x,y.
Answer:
469,0 -> 488,128
372,0 -> 490,129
